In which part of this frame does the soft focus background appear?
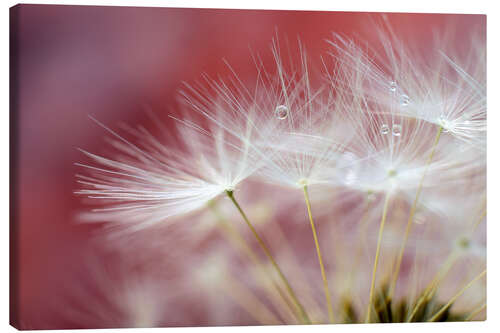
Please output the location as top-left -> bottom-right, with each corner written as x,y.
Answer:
10,4 -> 485,329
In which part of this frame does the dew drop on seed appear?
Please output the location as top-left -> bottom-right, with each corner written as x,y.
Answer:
274,105 -> 289,120
400,94 -> 410,106
392,124 -> 402,137
389,81 -> 397,92
380,124 -> 390,135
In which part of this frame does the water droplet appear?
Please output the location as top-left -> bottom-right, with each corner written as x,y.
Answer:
366,191 -> 376,202
400,94 -> 410,106
274,105 -> 288,120
392,124 -> 402,137
380,124 -> 390,135
389,81 -> 397,92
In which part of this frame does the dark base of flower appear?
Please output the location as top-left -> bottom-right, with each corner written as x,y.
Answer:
342,284 -> 470,323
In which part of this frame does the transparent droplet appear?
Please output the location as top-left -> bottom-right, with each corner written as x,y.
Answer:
400,94 -> 410,106
389,81 -> 397,92
392,124 -> 402,137
274,105 -> 288,120
380,124 -> 390,135
366,191 -> 376,202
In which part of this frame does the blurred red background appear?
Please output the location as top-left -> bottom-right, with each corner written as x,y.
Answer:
10,4 -> 484,329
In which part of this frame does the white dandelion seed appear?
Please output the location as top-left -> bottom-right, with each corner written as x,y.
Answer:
182,39 -> 355,322
75,113 -> 264,232
327,28 -> 486,150
325,56 -> 485,320
251,43 -> 357,190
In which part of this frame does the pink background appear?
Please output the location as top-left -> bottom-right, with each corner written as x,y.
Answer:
10,4 -> 485,328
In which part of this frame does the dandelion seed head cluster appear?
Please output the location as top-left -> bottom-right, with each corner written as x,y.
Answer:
75,22 -> 486,325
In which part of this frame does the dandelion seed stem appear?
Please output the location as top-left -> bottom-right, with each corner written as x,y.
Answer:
428,269 -> 486,322
221,269 -> 282,324
465,303 -> 486,321
406,251 -> 458,322
269,218 -> 325,321
346,194 -> 374,294
365,192 -> 391,323
472,196 -> 487,232
389,125 -> 443,299
302,185 -> 335,324
207,200 -> 297,322
225,190 -> 311,324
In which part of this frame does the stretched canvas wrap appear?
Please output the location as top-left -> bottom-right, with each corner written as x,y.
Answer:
10,4 -> 486,329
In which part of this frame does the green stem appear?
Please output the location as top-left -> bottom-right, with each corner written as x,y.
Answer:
225,190 -> 311,324
428,270 -> 486,322
389,125 -> 443,299
365,192 -> 391,323
303,185 -> 335,323
465,303 -> 486,321
207,200 -> 295,322
406,251 -> 458,322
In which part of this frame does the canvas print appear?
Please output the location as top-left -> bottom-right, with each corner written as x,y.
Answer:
10,4 -> 486,329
